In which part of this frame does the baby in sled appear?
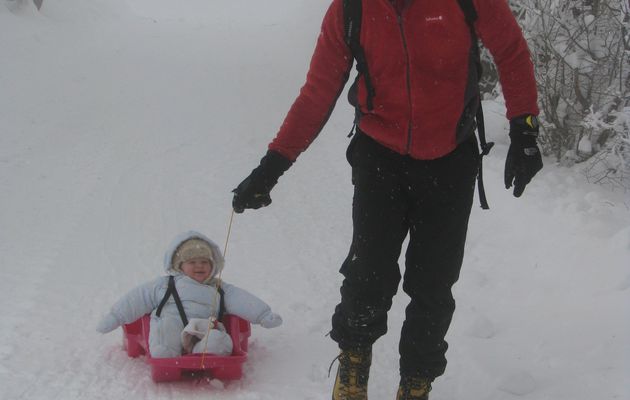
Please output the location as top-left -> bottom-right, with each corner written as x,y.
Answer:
96,231 -> 282,357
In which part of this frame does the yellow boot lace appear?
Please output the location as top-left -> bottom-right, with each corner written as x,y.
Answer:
330,349 -> 371,400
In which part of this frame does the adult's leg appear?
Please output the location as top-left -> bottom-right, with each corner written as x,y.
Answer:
331,133 -> 410,349
398,138 -> 479,378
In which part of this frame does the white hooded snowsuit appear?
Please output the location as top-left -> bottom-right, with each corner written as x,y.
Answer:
96,231 -> 280,358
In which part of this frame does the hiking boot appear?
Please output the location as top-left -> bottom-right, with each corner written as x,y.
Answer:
396,376 -> 432,400
331,348 -> 372,400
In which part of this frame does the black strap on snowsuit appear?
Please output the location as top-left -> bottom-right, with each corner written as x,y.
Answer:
217,285 -> 226,321
155,276 -> 226,326
343,0 -> 495,209
156,276 -> 188,326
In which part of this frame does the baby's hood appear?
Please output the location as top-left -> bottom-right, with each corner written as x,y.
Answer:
163,231 -> 225,281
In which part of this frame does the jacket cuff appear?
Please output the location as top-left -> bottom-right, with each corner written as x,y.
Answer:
262,150 -> 293,172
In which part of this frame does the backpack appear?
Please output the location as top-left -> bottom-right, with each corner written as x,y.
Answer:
342,0 -> 494,209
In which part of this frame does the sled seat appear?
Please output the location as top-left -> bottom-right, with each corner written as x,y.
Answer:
123,314 -> 251,382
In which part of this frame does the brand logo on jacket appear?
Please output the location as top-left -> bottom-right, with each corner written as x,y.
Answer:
425,15 -> 444,22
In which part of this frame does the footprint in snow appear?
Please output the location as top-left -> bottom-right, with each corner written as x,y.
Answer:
466,315 -> 496,339
498,371 -> 537,396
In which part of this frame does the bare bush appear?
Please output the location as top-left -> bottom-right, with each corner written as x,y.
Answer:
517,0 -> 630,188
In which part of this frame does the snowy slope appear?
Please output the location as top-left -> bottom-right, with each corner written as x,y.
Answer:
1,1 -> 628,399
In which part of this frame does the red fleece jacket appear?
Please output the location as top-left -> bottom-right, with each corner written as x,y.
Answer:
269,0 -> 538,161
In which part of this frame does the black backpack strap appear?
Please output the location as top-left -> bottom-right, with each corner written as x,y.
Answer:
473,106 -> 494,209
457,0 -> 495,209
344,0 -> 375,116
155,276 -> 189,326
457,0 -> 478,25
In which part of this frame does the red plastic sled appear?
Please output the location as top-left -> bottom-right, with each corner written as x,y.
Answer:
123,314 -> 251,382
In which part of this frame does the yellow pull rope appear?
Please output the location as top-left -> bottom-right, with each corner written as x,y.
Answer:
222,209 -> 235,259
200,209 -> 235,368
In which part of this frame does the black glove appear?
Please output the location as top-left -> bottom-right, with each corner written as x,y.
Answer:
232,150 -> 293,213
504,115 -> 543,197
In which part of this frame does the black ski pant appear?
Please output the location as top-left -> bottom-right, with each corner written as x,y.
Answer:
330,131 -> 479,379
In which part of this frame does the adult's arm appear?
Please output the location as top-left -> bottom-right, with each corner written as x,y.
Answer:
268,0 -> 354,161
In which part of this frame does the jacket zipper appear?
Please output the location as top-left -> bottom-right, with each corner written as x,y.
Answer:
397,14 -> 413,154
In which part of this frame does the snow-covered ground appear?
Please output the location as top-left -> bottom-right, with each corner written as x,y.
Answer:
1,1 -> 628,399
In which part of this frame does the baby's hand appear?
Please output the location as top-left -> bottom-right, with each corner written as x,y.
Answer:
259,311 -> 282,328
96,313 -> 119,334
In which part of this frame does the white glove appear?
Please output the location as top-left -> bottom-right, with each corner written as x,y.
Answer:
96,313 -> 120,334
191,329 -> 233,356
259,311 -> 282,328
181,318 -> 232,355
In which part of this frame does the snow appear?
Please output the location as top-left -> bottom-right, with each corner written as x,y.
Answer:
1,1 -> 629,399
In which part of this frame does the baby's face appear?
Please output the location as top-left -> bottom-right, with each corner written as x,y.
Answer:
180,257 -> 213,283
